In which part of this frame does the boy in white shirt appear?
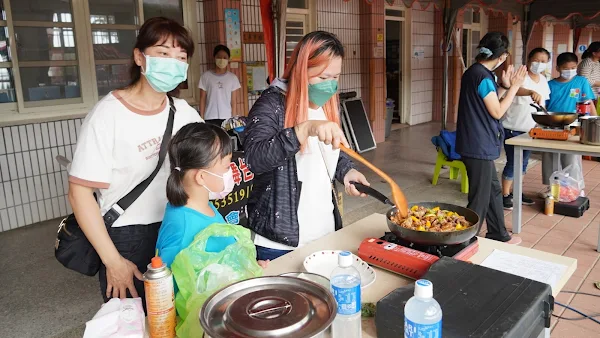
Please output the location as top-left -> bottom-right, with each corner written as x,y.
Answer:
199,45 -> 242,126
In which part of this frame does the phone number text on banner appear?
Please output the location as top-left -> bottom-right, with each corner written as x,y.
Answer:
213,152 -> 254,226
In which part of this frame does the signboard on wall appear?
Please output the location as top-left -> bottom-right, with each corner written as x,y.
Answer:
213,152 -> 254,226
377,33 -> 384,47
413,47 -> 425,60
246,62 -> 267,95
243,31 -> 264,44
225,9 -> 242,62
373,46 -> 384,58
440,40 -> 453,56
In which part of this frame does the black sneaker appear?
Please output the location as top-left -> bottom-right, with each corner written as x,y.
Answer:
508,193 -> 535,206
521,194 -> 535,205
503,195 -> 513,210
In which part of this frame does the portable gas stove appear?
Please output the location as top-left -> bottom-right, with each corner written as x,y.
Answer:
357,233 -> 479,279
528,125 -> 575,141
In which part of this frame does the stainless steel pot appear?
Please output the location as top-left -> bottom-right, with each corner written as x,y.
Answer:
579,116 -> 600,145
200,276 -> 336,338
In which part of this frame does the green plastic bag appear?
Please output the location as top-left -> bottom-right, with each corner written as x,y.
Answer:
171,223 -> 263,338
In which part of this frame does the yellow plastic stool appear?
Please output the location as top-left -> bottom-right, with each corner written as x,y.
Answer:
431,149 -> 469,194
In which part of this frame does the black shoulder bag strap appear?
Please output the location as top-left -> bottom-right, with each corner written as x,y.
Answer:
103,96 -> 176,226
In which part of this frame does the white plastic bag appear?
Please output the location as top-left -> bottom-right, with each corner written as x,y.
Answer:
551,164 -> 584,202
83,298 -> 145,338
196,263 -> 242,294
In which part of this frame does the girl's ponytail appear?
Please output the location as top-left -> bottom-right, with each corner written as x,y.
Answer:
166,167 -> 188,206
582,49 -> 591,60
582,41 -> 600,60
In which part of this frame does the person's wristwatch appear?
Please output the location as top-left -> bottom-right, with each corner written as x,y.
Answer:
500,83 -> 510,90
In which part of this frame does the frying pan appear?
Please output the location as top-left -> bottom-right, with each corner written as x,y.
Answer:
530,103 -> 578,128
352,183 -> 480,245
531,112 -> 578,128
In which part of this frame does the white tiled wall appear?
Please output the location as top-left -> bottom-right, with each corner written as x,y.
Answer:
411,8 -> 435,125
0,120 -> 82,232
544,23 -> 554,60
514,22 -> 524,67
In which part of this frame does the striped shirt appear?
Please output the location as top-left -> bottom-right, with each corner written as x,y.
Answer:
578,58 -> 600,92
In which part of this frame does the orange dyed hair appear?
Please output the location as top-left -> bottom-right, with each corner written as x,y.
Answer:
283,31 -> 345,128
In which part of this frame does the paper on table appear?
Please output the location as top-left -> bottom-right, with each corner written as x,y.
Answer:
480,249 -> 568,290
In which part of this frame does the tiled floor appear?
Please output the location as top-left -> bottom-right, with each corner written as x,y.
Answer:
505,160 -> 600,336
1,122 -> 599,337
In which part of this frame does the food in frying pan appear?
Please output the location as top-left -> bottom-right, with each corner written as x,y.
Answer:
391,205 -> 473,232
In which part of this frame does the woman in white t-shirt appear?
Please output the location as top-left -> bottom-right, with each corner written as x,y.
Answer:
501,48 -> 551,210
68,17 -> 201,310
198,45 -> 242,126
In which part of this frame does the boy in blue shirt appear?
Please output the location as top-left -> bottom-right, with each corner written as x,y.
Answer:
547,53 -> 597,113
541,53 -> 597,195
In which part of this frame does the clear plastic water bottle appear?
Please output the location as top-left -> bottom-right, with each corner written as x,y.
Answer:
330,251 -> 361,338
404,279 -> 442,338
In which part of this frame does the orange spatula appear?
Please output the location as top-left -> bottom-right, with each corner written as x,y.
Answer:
340,145 -> 409,218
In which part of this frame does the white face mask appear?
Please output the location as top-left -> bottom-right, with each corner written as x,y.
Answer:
530,62 -> 547,75
215,59 -> 229,69
492,55 -> 506,71
561,69 -> 577,80
202,168 -> 234,200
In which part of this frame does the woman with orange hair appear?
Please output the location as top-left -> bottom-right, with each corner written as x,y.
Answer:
244,31 -> 369,261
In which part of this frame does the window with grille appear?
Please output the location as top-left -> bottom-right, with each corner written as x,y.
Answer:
285,0 -> 314,68
285,15 -> 307,65
0,0 -> 192,115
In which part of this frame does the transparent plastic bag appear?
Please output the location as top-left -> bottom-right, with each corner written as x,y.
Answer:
171,223 -> 263,338
551,163 -> 585,203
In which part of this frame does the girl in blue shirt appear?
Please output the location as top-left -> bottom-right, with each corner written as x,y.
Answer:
156,123 -> 268,269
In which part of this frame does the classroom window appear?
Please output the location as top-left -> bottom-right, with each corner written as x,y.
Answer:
0,0 -> 194,115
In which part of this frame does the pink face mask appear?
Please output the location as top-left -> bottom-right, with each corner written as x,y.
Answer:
202,168 -> 234,200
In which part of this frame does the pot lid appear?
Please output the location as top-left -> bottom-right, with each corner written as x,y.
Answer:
200,276 -> 336,338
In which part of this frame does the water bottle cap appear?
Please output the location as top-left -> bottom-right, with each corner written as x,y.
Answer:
338,251 -> 353,267
414,279 -> 434,298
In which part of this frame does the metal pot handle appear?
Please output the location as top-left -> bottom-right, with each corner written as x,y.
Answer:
247,299 -> 293,319
351,182 -> 394,206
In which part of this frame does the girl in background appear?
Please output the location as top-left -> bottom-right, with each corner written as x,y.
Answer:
577,41 -> 600,106
199,45 -> 242,126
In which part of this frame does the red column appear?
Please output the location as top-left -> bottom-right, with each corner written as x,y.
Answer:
359,1 -> 386,143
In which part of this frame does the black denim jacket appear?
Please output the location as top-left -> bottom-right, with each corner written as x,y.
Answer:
243,80 -> 355,247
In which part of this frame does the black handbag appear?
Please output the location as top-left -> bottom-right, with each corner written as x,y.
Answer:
54,96 -> 176,276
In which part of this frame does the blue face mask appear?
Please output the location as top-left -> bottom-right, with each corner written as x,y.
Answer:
142,54 -> 189,92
